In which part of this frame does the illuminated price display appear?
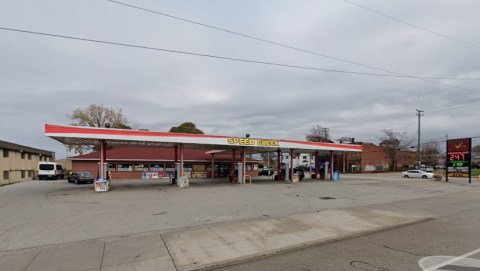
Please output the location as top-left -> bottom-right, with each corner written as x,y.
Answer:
446,138 -> 472,181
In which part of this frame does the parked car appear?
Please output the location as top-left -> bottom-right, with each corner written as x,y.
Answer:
68,171 -> 95,184
401,170 -> 434,179
472,162 -> 480,169
259,168 -> 274,176
37,162 -> 65,180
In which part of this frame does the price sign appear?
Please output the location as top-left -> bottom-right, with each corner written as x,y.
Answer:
446,138 -> 472,181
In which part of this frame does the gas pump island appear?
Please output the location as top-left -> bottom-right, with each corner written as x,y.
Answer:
45,124 -> 362,192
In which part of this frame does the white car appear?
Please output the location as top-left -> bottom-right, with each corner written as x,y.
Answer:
401,170 -> 434,179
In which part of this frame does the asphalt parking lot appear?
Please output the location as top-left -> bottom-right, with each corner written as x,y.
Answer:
0,173 -> 477,252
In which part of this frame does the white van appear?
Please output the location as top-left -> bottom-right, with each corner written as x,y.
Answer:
38,162 -> 65,180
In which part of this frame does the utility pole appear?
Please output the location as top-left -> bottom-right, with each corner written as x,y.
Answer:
322,128 -> 329,142
416,109 -> 424,167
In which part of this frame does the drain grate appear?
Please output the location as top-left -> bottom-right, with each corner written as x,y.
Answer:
319,197 -> 336,200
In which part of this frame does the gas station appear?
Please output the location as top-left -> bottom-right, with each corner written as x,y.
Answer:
45,124 -> 362,191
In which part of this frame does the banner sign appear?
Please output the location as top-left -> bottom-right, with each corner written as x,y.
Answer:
141,171 -> 172,180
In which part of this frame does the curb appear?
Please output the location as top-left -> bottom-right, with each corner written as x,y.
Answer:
183,216 -> 434,271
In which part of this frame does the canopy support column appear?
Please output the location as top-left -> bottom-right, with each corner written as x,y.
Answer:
231,149 -> 236,182
277,149 -> 281,180
330,151 -> 334,180
314,151 -> 319,179
173,145 -> 178,184
100,140 -> 107,180
180,144 -> 184,177
211,153 -> 215,178
241,147 -> 246,184
290,149 -> 294,181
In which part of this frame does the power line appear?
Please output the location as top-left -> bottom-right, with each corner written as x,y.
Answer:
106,0 -> 480,85
343,0 -> 480,50
2,26 -> 479,82
330,95 -> 480,129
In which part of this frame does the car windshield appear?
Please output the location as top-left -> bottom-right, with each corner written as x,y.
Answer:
78,172 -> 92,177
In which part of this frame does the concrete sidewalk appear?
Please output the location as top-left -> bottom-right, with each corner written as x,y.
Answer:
0,207 -> 429,271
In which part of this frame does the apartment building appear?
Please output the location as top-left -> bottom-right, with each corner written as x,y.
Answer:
0,140 -> 55,185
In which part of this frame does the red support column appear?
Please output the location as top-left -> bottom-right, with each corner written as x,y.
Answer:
100,140 -> 107,180
241,148 -> 245,183
173,145 -> 178,184
330,151 -> 334,180
314,151 -> 319,179
231,149 -> 236,182
277,149 -> 281,180
211,154 -> 215,178
290,149 -> 294,181
180,145 -> 184,177
174,145 -> 178,164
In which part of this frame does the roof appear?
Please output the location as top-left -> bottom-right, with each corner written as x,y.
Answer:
69,147 -> 260,162
45,124 -> 362,154
0,140 -> 54,156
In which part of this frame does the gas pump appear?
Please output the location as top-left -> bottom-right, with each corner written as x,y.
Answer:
95,163 -> 110,192
237,162 -> 243,184
324,161 -> 329,180
284,162 -> 290,183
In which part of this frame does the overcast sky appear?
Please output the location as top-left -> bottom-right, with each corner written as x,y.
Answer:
1,0 -> 480,159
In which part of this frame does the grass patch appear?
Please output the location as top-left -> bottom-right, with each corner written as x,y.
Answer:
472,168 -> 480,176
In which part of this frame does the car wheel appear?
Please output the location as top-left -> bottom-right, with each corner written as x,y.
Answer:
422,175 -> 428,179
403,175 -> 409,178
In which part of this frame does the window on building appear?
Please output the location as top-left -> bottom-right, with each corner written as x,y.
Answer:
303,156 -> 307,159
165,164 -> 175,172
21,152 -> 25,159
3,171 -> 9,180
28,153 -> 32,160
3,149 -> 8,158
352,153 -> 359,159
107,163 -> 116,172
285,155 -> 289,159
134,163 -> 148,172
150,163 -> 164,171
117,164 -> 133,172
183,164 -> 193,172
21,170 -> 25,178
28,171 -> 32,178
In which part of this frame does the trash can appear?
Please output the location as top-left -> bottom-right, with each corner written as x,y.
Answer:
333,172 -> 340,182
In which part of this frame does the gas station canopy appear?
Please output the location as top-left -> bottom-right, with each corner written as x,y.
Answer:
45,124 -> 362,154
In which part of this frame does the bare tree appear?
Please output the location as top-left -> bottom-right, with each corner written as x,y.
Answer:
421,142 -> 440,166
379,129 -> 414,149
337,136 -> 354,143
70,104 -> 128,128
379,129 -> 414,171
473,145 -> 480,152
306,125 -> 331,142
67,104 -> 131,154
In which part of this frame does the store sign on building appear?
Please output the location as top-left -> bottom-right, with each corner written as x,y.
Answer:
446,138 -> 472,182
227,137 -> 280,147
